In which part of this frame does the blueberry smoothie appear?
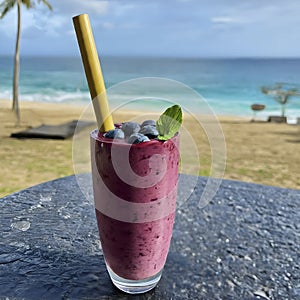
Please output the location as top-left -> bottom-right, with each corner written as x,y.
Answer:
90,120 -> 180,281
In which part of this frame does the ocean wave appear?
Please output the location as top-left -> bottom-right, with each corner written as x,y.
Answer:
0,89 -> 90,104
0,90 -> 12,99
1,86 -> 300,123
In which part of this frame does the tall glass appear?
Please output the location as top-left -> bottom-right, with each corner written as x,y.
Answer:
90,129 -> 180,294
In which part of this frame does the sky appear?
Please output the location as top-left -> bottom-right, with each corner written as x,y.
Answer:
0,0 -> 300,57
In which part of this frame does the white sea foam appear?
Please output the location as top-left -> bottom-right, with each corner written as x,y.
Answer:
0,90 -> 90,104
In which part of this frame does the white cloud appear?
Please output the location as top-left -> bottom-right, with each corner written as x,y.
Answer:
19,8 -> 66,39
78,0 -> 109,15
1,0 -> 300,57
102,21 -> 115,30
0,9 -> 16,36
211,16 -> 240,24
52,0 -> 110,16
0,7 -> 36,37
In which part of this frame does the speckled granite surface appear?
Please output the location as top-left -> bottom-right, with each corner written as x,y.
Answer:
0,174 -> 299,299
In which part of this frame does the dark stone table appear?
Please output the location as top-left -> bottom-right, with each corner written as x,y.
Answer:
0,174 -> 299,299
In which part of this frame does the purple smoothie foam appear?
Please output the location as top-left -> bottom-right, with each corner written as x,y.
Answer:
90,129 -> 180,280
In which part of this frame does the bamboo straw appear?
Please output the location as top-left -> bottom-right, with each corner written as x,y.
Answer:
73,14 -> 114,132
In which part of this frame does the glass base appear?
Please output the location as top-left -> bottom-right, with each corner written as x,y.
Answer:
106,265 -> 162,294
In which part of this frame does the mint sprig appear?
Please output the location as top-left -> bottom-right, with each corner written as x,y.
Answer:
156,105 -> 182,141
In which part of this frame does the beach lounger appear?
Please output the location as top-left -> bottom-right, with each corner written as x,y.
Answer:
11,120 -> 94,139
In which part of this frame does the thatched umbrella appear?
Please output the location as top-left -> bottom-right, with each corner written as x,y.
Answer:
251,103 -> 265,122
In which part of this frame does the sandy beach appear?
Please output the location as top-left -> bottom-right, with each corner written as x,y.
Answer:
0,99 -> 299,198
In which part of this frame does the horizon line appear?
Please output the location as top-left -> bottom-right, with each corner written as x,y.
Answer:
1,54 -> 300,60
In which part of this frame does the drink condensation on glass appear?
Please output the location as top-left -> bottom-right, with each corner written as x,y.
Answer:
90,129 -> 180,294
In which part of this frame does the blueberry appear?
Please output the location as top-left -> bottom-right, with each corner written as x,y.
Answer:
104,129 -> 125,139
122,122 -> 141,136
128,133 -> 150,144
139,125 -> 158,138
141,119 -> 156,127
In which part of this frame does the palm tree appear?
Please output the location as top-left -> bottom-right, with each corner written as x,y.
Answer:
261,83 -> 300,119
0,0 -> 52,126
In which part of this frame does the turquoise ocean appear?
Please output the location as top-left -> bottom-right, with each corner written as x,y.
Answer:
1,56 -> 300,122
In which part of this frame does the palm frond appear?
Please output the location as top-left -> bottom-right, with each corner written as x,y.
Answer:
0,0 -> 17,19
20,0 -> 52,10
0,0 -> 52,18
38,0 -> 52,10
290,88 -> 298,93
274,95 -> 283,104
22,0 -> 34,9
261,86 -> 269,94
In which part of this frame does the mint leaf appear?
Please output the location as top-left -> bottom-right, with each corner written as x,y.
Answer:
156,105 -> 182,140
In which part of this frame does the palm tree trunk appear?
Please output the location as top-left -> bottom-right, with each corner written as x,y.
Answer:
12,0 -> 21,126
281,104 -> 286,118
